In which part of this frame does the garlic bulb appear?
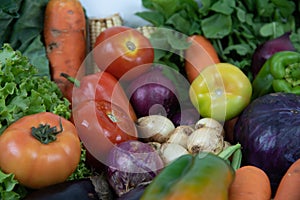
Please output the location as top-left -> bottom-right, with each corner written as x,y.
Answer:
167,125 -> 194,148
194,118 -> 225,136
160,143 -> 189,165
187,127 -> 224,154
136,115 -> 175,143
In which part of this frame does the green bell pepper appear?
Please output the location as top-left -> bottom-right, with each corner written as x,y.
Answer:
252,51 -> 300,99
140,152 -> 235,200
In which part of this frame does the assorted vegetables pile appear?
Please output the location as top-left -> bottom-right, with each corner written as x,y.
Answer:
0,0 -> 299,199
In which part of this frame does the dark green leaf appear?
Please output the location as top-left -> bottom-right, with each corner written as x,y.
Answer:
210,0 -> 235,15
135,11 -> 165,26
201,13 -> 232,38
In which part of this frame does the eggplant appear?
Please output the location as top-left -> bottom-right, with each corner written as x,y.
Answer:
234,92 -> 300,196
23,176 -> 114,200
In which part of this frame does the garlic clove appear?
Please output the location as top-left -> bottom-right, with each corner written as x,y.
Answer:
160,143 -> 189,165
167,125 -> 194,148
187,127 -> 224,155
136,115 -> 175,143
194,118 -> 225,136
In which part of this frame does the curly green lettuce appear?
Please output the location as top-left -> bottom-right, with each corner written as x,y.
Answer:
0,43 -> 71,134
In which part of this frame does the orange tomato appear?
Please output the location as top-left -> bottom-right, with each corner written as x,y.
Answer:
0,112 -> 81,189
185,35 -> 220,83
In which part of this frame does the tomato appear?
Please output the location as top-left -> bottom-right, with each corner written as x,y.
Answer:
0,112 -> 81,189
71,71 -> 137,121
72,100 -> 137,166
189,63 -> 252,121
93,26 -> 154,80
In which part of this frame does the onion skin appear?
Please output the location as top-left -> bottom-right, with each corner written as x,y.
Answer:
126,67 -> 180,119
251,32 -> 296,78
171,108 -> 200,127
106,140 -> 164,197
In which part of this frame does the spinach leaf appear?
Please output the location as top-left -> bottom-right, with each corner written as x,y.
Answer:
0,0 -> 49,78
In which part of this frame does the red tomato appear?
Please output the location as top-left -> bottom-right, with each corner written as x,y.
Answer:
93,26 -> 154,80
72,100 -> 137,165
71,71 -> 137,121
0,112 -> 81,189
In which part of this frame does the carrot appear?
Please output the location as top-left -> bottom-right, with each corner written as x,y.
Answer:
44,0 -> 86,101
228,165 -> 272,200
184,35 -> 220,83
274,158 -> 300,200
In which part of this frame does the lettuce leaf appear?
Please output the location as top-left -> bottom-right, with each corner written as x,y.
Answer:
0,44 -> 71,134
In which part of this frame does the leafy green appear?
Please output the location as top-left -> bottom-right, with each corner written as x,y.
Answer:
0,170 -> 27,200
0,43 -> 71,134
67,145 -> 93,181
136,0 -> 299,80
0,0 -> 49,77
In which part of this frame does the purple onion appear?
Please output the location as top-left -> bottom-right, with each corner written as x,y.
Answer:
106,140 -> 164,197
251,32 -> 296,78
126,67 -> 180,118
171,108 -> 200,127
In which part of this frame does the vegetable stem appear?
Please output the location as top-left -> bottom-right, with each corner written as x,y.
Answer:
31,118 -> 63,144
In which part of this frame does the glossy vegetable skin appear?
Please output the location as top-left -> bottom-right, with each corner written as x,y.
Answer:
73,100 -> 138,165
141,152 -> 234,200
0,112 -> 81,189
189,63 -> 252,121
44,0 -> 86,101
24,178 -> 105,200
93,26 -> 154,80
234,92 -> 300,195
252,51 -> 300,99
71,71 -> 137,121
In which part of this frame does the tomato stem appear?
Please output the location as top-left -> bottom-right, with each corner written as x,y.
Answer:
31,118 -> 64,144
126,41 -> 136,51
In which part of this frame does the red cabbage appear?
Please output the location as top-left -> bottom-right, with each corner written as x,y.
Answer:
234,92 -> 300,196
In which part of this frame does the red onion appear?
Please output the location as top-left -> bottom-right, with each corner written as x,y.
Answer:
106,140 -> 164,197
251,32 -> 296,78
126,66 -> 180,119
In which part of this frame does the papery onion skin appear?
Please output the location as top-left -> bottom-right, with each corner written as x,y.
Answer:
106,140 -> 164,197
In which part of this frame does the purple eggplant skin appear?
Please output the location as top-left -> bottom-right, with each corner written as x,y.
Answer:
23,177 -> 114,200
251,32 -> 296,78
233,92 -> 300,196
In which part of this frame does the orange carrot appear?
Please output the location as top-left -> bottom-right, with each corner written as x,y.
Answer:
274,158 -> 300,200
229,165 -> 272,200
44,0 -> 86,101
184,35 -> 220,83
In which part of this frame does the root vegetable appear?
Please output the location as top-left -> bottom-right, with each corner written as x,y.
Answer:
187,127 -> 224,154
167,125 -> 194,148
44,0 -> 86,101
274,158 -> 300,200
160,143 -> 189,165
136,115 -> 175,143
229,165 -> 272,200
195,117 -> 225,136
